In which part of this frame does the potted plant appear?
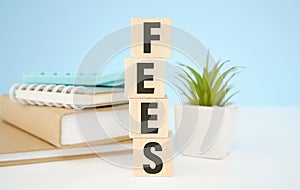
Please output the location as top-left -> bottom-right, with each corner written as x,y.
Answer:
174,53 -> 241,159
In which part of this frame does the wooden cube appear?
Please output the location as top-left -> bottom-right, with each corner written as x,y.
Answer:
125,58 -> 164,99
131,18 -> 171,58
133,131 -> 173,177
129,97 -> 168,138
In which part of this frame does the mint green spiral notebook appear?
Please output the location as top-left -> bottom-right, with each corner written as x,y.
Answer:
22,71 -> 124,87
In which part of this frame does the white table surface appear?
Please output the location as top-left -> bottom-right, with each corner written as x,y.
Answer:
0,107 -> 299,190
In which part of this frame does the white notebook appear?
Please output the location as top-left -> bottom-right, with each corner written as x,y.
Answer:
9,84 -> 128,109
61,108 -> 130,145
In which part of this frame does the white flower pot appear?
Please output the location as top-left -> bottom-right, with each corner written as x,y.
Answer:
174,105 -> 238,159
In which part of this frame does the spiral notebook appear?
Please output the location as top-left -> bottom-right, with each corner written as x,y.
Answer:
9,84 -> 128,109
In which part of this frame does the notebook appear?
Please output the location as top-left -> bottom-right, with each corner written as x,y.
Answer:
0,95 -> 130,147
0,120 -> 132,167
22,71 -> 124,87
9,84 -> 128,109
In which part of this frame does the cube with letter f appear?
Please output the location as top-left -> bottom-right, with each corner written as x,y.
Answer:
131,18 -> 171,58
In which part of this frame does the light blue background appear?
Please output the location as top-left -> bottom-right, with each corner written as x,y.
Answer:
0,0 -> 299,105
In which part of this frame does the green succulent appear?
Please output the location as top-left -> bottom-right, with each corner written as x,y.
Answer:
176,53 -> 241,106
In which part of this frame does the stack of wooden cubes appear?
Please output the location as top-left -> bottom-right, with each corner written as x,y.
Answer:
125,18 -> 173,176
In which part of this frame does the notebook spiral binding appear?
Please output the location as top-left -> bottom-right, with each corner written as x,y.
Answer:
9,84 -> 86,109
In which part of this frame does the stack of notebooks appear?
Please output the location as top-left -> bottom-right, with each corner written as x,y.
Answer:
0,72 -> 132,166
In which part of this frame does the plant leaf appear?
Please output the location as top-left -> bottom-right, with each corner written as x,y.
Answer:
173,82 -> 198,105
201,76 -> 211,106
221,91 -> 239,106
209,60 -> 230,87
211,66 -> 237,98
179,64 -> 203,89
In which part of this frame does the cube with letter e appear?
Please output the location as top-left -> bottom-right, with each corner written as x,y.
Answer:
125,58 -> 164,99
129,97 -> 169,138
